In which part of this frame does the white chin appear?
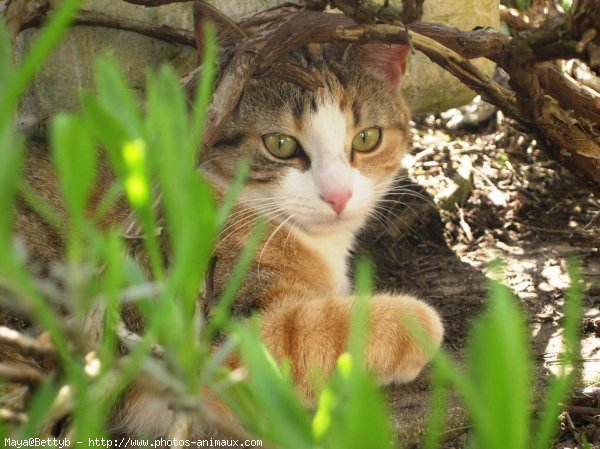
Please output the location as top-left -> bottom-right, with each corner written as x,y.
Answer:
301,215 -> 363,235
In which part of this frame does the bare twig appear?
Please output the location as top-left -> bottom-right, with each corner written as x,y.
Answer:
0,362 -> 44,385
121,0 -> 194,6
167,412 -> 191,444
19,8 -> 195,46
0,408 -> 28,424
117,323 -> 165,358
0,326 -> 54,356
408,22 -> 508,62
411,27 -> 600,196
537,63 -> 600,124
565,412 -> 584,447
563,405 -> 600,416
409,31 -> 518,117
499,4 -> 532,31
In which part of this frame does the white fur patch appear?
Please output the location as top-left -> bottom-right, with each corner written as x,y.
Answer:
276,100 -> 379,291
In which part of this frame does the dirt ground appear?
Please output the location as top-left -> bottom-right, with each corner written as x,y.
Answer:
358,105 -> 600,448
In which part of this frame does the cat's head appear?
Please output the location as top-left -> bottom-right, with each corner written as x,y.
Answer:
194,7 -> 411,237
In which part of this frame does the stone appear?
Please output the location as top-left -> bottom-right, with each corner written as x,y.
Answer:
400,0 -> 500,114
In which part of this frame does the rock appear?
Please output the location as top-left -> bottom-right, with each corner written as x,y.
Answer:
401,0 -> 500,114
442,96 -> 498,130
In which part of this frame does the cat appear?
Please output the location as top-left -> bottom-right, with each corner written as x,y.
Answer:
111,3 -> 443,437
3,2 -> 443,439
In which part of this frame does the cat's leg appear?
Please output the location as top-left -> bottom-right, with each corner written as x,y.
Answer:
260,294 -> 443,398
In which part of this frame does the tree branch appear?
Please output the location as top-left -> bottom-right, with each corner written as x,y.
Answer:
120,0 -> 195,6
0,362 -> 44,386
19,8 -> 196,46
410,27 -> 600,196
0,325 -> 55,356
203,10 -> 410,147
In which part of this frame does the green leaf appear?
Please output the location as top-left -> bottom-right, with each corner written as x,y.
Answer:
0,20 -> 14,97
234,321 -> 316,449
0,123 -> 24,256
216,158 -> 249,231
349,256 -> 374,360
190,22 -> 217,156
206,219 -> 266,339
51,114 -> 97,221
515,0 -> 531,12
317,352 -> 393,449
561,0 -> 573,10
314,258 -> 393,449
423,362 -> 450,449
466,268 -> 531,449
94,57 -> 143,139
18,381 -> 59,438
81,91 -> 130,176
533,259 -> 583,449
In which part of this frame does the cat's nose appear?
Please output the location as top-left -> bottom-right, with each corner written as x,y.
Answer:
320,190 -> 352,215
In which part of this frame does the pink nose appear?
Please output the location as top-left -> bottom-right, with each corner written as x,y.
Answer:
320,190 -> 352,215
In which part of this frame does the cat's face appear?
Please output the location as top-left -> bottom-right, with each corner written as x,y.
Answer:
201,44 -> 410,236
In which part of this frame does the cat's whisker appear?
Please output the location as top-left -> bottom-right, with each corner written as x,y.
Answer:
217,207 -> 274,239
369,208 -> 404,236
218,207 -> 286,244
382,190 -> 434,204
377,188 -> 429,197
373,207 -> 414,234
283,217 -> 301,253
220,199 -> 289,222
256,215 -> 295,284
216,206 -> 288,249
374,197 -> 431,223
236,196 -> 290,204
378,186 -> 435,203
224,210 -> 289,254
371,204 -> 420,236
374,191 -> 436,209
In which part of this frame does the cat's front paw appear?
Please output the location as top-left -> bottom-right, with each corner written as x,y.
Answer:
366,294 -> 443,384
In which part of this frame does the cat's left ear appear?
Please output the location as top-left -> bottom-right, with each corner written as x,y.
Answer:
193,1 -> 245,65
356,44 -> 410,88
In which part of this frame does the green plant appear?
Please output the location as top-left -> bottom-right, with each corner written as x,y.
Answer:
424,262 -> 583,449
0,4 -> 584,448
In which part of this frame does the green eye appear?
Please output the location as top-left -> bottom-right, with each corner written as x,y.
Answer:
352,127 -> 382,153
263,133 -> 299,159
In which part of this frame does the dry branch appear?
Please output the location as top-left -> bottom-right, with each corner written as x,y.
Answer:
0,325 -> 54,356
0,408 -> 28,424
0,362 -> 44,385
537,64 -> 600,125
499,5 -> 532,31
407,22 -> 600,128
203,9 -> 410,147
18,8 -> 196,45
121,0 -> 194,6
563,405 -> 600,416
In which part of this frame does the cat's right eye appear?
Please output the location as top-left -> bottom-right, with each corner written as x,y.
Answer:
263,133 -> 300,159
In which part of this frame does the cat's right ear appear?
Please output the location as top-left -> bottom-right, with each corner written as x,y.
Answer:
193,1 -> 245,66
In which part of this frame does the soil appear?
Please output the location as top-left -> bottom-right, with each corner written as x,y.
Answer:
358,107 -> 600,448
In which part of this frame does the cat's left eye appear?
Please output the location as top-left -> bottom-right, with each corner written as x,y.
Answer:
263,133 -> 300,159
352,127 -> 382,153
